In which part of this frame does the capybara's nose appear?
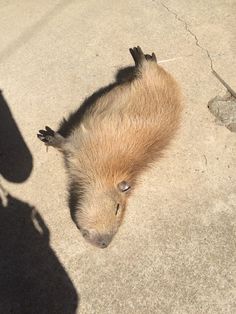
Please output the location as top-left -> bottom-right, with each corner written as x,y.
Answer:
82,229 -> 113,248
96,234 -> 112,249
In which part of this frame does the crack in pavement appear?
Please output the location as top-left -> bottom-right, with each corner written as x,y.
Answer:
160,2 -> 236,98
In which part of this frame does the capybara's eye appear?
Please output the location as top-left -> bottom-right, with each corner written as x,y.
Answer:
118,181 -> 131,192
115,203 -> 120,215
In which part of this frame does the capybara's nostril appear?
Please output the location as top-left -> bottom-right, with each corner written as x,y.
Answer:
100,241 -> 108,248
97,234 -> 112,248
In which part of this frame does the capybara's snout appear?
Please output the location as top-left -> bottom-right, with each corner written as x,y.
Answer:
82,229 -> 113,249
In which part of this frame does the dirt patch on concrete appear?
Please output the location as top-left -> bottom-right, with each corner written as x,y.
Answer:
208,93 -> 236,132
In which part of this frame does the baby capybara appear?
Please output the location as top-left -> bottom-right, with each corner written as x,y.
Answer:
38,47 -> 182,248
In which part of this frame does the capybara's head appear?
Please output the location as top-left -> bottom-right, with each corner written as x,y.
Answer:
74,181 -> 131,248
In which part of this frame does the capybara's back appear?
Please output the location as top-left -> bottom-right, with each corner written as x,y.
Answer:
38,47 -> 182,248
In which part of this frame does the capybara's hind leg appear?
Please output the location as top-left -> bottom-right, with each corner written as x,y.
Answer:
129,46 -> 157,67
129,46 -> 145,66
37,126 -> 65,150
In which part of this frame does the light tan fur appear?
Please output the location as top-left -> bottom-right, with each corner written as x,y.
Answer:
38,47 -> 182,248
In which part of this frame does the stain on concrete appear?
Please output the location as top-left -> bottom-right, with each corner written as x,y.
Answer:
208,93 -> 236,132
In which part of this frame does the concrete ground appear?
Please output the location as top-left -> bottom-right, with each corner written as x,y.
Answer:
0,0 -> 235,313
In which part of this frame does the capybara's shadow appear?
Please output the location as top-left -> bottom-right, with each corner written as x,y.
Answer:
0,193 -> 79,313
58,66 -> 136,137
57,66 -> 136,221
0,90 -> 33,183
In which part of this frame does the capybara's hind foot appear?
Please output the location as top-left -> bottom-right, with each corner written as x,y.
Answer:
37,126 -> 65,149
129,46 -> 157,67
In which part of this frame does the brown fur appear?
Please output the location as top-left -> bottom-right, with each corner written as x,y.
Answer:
38,47 -> 182,248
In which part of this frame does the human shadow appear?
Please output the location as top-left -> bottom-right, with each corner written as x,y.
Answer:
0,91 -> 79,313
58,66 -> 136,222
0,90 -> 33,183
0,193 -> 79,314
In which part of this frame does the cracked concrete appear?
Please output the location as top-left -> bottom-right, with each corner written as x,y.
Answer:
161,1 -> 236,98
0,1 -> 236,313
161,1 -> 214,63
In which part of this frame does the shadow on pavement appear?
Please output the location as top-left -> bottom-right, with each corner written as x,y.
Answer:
0,194 -> 79,314
0,90 -> 33,183
0,90 -> 79,313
